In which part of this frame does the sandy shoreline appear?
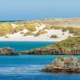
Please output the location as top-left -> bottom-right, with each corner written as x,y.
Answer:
0,30 -> 73,42
0,24 -> 73,42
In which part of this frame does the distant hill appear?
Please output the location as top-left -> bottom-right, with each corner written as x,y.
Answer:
38,18 -> 80,28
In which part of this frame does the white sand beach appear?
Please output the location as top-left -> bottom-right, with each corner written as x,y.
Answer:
0,24 -> 73,42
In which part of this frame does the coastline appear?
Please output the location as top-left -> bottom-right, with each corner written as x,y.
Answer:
0,37 -> 80,55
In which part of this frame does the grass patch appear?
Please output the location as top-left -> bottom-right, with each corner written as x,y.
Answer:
62,27 -> 80,35
25,23 -> 36,31
14,26 -> 25,33
35,30 -> 47,36
23,31 -> 34,36
50,35 -> 58,38
45,24 -> 54,30
53,25 -> 64,29
48,37 -> 80,49
0,23 -> 14,36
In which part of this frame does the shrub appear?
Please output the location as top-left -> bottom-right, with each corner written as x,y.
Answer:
5,36 -> 9,38
23,31 -> 34,36
20,31 -> 25,34
35,30 -> 47,36
50,35 -> 58,38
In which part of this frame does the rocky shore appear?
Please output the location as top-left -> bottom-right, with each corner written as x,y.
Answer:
41,56 -> 80,73
20,48 -> 80,55
0,47 -> 18,55
0,47 -> 80,55
20,37 -> 80,55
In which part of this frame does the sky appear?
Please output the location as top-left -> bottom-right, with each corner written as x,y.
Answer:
0,0 -> 80,20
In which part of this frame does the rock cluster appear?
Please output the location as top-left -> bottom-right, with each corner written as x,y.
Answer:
0,47 -> 18,55
42,56 -> 80,73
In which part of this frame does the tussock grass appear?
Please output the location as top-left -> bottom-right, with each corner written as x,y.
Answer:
0,23 -> 14,36
35,30 -> 47,36
25,23 -> 36,31
23,31 -> 34,36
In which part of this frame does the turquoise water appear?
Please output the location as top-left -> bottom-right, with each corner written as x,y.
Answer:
0,41 -> 53,52
0,42 -> 80,80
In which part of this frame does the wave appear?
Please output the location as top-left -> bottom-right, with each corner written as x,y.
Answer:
0,65 -> 48,75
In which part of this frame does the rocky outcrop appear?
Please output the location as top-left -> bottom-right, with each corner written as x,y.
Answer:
42,57 -> 80,73
0,47 -> 18,55
20,48 -> 80,55
20,37 -> 80,55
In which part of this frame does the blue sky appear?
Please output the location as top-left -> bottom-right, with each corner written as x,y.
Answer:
0,0 -> 80,20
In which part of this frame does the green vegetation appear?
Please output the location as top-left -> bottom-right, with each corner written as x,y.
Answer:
53,25 -> 64,29
0,22 -> 40,36
14,25 -> 25,33
50,35 -> 58,38
25,23 -> 36,32
20,31 -> 25,34
0,23 -> 14,36
35,30 -> 47,36
46,37 -> 80,54
62,27 -> 80,35
0,21 -> 80,37
5,36 -> 9,38
41,37 -> 80,54
53,25 -> 80,36
23,31 -> 34,36
45,24 -> 54,29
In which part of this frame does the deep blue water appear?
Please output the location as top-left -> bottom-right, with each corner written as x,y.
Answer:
0,55 -> 80,80
0,42 -> 80,80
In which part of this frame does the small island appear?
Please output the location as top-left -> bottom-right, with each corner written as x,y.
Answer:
42,56 -> 80,73
20,37 -> 80,55
0,47 -> 18,55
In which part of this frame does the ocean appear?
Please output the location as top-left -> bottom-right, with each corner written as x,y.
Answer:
0,41 -> 53,52
0,42 -> 80,80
